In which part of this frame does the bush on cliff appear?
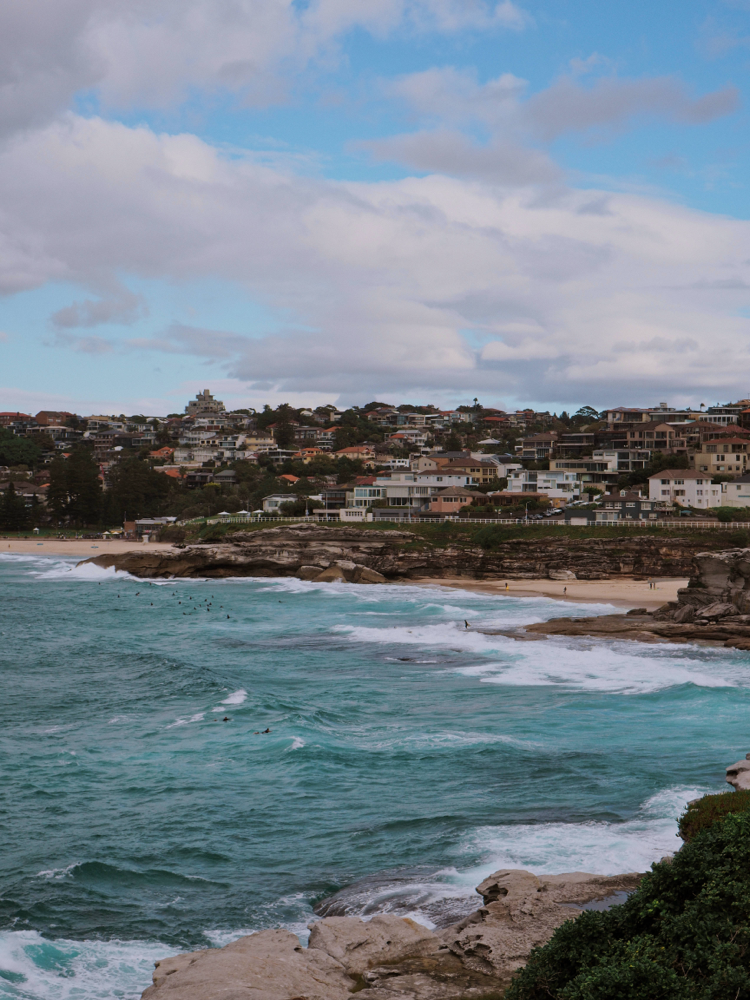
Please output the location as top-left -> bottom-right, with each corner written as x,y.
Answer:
678,789 -> 750,842
506,810 -> 750,1000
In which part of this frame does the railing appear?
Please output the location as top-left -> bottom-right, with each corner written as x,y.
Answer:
194,515 -> 750,529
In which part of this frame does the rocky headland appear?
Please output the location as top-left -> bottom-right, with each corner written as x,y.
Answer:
141,868 -> 643,1000
514,547 -> 750,649
82,523 -> 734,582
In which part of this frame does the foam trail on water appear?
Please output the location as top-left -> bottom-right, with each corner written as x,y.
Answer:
0,930 -> 166,1000
221,689 -> 247,706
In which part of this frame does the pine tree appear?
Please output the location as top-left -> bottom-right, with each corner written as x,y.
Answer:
0,482 -> 30,531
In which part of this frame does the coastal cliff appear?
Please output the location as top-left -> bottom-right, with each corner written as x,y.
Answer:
82,523 -> 732,581
520,546 -> 750,647
141,869 -> 643,999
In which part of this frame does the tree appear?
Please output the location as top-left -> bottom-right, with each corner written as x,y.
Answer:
48,450 -> 103,525
105,457 -> 171,521
0,482 -> 30,531
273,403 -> 296,449
0,430 -> 42,469
574,405 -> 600,421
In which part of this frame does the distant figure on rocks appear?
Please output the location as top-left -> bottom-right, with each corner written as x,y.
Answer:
464,620 -> 470,629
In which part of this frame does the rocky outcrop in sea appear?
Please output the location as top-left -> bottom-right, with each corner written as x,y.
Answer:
83,523 -> 731,581
141,869 -> 643,999
517,547 -> 750,647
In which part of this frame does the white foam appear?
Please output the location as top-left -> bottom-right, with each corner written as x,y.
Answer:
286,737 -> 305,751
472,639 -> 739,694
166,712 -> 205,729
34,863 -> 79,880
0,929 -> 166,999
210,689 -> 247,713
458,785 -> 705,885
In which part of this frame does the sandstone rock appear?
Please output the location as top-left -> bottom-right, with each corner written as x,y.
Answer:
141,928 -> 354,1000
673,604 -> 696,623
726,758 -> 750,791
313,565 -> 348,583
307,914 -> 440,974
697,602 -> 736,619
352,565 -> 387,584
360,953 -> 512,999
441,869 -> 643,978
297,564 -> 323,580
548,569 -> 576,580
82,523 -> 734,582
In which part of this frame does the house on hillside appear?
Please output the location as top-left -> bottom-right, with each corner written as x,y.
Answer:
648,470 -> 721,508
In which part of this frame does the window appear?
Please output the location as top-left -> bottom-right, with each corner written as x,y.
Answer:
673,480 -> 684,485
675,489 -> 686,496
660,479 -> 670,485
661,489 -> 670,495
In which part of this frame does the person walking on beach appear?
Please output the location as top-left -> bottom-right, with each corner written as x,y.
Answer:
464,620 -> 470,629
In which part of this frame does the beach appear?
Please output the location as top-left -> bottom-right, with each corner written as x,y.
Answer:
413,576 -> 688,610
0,538 -> 174,556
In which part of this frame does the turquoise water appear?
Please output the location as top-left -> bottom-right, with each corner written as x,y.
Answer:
1,552 -> 748,999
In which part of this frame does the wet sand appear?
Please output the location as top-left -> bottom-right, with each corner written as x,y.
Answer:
0,539 -> 174,557
412,576 -> 688,610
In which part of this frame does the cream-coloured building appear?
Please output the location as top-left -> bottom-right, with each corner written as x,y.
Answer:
692,437 -> 749,476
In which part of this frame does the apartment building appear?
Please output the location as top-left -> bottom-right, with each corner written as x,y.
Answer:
648,470 -> 721,508
515,432 -> 558,461
625,421 -> 688,453
507,469 -> 581,501
692,438 -> 750,476
348,472 -> 472,511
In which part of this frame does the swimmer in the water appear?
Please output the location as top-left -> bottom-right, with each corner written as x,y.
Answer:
464,620 -> 470,629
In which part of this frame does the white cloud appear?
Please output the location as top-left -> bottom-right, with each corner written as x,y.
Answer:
1,114 -> 748,406
0,0 -> 532,140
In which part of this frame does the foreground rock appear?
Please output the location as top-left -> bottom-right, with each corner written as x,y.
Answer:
142,927 -> 353,1000
440,869 -> 642,981
141,870 -> 642,999
727,754 -> 750,791
82,523 -> 734,582
517,547 -> 750,648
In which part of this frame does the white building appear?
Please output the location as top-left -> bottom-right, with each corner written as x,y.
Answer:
648,470 -> 721,508
262,494 -> 298,513
348,472 -> 472,511
506,469 -> 581,501
719,474 -> 750,508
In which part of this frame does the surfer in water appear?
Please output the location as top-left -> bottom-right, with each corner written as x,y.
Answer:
464,620 -> 470,629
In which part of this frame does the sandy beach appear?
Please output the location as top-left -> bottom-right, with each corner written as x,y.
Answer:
412,576 -> 688,610
0,539 -> 174,557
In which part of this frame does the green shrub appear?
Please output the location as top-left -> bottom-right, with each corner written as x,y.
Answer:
678,789 -> 750,842
506,809 -> 750,1000
726,530 -> 750,547
473,525 -> 514,549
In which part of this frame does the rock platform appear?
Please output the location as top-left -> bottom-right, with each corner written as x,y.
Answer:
514,547 -> 750,649
141,870 -> 643,999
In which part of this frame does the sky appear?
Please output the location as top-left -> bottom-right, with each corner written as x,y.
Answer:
2,0 -> 750,417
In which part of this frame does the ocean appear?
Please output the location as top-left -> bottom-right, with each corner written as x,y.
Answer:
0,552 -> 747,999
